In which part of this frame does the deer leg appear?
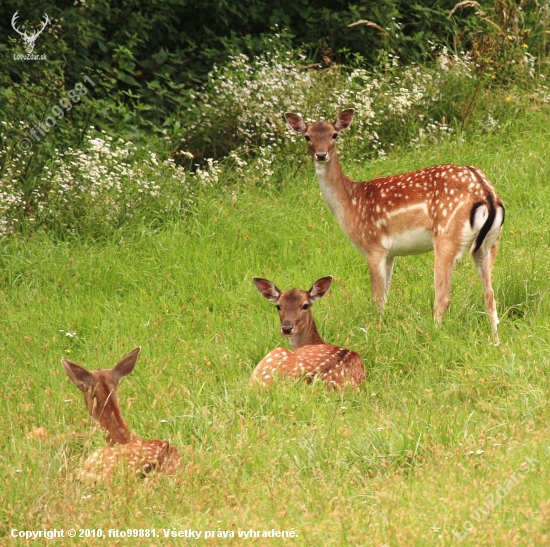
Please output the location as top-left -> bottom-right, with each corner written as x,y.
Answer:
385,256 -> 395,302
366,251 -> 390,309
473,237 -> 500,344
433,241 -> 461,324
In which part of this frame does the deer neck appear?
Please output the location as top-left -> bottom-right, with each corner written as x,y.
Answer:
97,402 -> 136,445
288,319 -> 326,350
314,154 -> 355,225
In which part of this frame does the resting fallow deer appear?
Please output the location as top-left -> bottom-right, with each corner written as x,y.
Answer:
251,276 -> 366,388
285,109 -> 505,342
62,347 -> 181,484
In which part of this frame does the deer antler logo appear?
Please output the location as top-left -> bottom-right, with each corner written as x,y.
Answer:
11,11 -> 50,54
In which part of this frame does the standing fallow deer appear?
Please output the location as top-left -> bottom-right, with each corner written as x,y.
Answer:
251,276 -> 366,388
62,347 -> 181,484
285,109 -> 505,342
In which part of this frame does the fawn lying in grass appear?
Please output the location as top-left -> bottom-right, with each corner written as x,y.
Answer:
251,276 -> 366,388
62,347 -> 181,484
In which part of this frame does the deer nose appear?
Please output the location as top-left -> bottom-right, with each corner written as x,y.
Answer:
281,323 -> 294,335
315,152 -> 328,161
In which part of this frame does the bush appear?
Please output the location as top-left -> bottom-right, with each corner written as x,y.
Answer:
3,37 -> 549,238
2,1 -> 550,238
2,0 -> 547,154
181,41 -> 546,169
0,132 -> 199,238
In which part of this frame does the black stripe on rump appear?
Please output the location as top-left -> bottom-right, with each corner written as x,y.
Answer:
468,167 -> 497,254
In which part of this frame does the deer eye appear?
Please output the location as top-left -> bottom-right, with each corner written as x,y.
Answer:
332,133 -> 338,140
276,305 -> 281,311
304,135 -> 311,142
301,303 -> 309,311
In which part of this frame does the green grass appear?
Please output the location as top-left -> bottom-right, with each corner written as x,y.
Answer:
1,106 -> 550,546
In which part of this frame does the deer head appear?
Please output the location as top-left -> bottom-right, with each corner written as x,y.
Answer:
285,110 -> 354,162
253,276 -> 333,349
62,347 -> 140,444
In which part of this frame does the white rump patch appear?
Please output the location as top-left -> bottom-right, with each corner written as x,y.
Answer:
474,206 -> 504,254
471,204 -> 489,232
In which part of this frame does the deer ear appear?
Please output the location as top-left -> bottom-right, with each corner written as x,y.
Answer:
111,347 -> 140,384
309,276 -> 333,301
62,359 -> 96,392
253,277 -> 282,302
284,113 -> 307,134
334,109 -> 354,132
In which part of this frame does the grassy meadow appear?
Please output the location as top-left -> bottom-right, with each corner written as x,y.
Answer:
2,105 -> 550,546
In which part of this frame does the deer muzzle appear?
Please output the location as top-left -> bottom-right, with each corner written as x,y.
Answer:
280,322 -> 294,335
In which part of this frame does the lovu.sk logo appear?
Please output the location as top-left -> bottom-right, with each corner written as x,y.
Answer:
11,10 -> 49,59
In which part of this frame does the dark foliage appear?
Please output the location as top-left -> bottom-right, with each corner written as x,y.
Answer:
0,0 -> 546,157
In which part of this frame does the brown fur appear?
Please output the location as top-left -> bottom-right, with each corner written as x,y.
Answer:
251,276 -> 366,388
286,109 -> 505,342
62,348 -> 182,483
